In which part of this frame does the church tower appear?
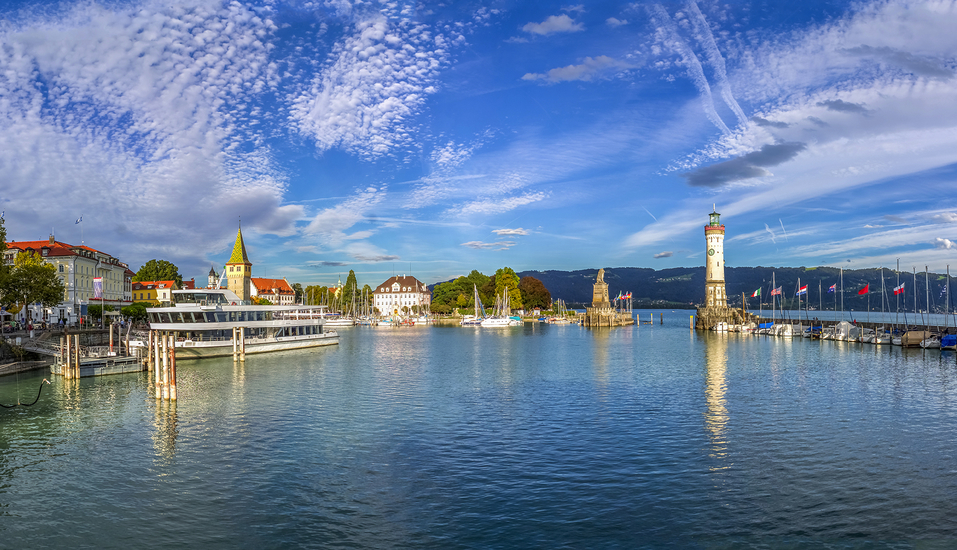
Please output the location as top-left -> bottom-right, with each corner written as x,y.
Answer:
208,265 -> 219,289
226,225 -> 252,301
704,206 -> 727,308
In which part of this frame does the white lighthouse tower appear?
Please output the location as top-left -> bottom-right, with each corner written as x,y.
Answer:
704,206 -> 727,308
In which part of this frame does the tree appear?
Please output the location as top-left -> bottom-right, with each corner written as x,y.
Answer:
88,304 -> 115,319
121,302 -> 151,323
3,251 -> 66,321
342,270 -> 358,312
293,283 -> 304,303
494,267 -> 523,311
251,296 -> 271,305
519,276 -> 551,310
133,259 -> 183,286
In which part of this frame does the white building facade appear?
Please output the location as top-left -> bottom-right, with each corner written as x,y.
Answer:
3,236 -> 133,324
372,275 -> 431,315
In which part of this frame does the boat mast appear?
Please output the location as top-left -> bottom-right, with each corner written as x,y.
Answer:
913,266 -> 918,328
840,267 -> 844,320
772,272 -> 776,325
880,267 -> 886,333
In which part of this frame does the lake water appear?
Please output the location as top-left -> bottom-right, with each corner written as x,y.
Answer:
2,310 -> 957,548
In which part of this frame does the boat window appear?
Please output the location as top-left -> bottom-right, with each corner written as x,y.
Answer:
264,311 -> 272,321
172,312 -> 184,323
214,312 -> 228,323
160,312 -> 171,323
149,312 -> 159,323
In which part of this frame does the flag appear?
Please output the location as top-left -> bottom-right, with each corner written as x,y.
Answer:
770,286 -> 782,296
75,216 -> 82,224
858,284 -> 869,295
624,292 -> 632,299
751,288 -> 761,298
796,285 -> 807,296
893,282 -> 905,295
93,277 -> 103,299
828,284 -> 836,293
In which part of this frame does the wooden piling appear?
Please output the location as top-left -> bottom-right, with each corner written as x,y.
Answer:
660,313 -> 663,324
161,332 -> 169,400
169,333 -> 177,401
64,334 -> 72,379
109,323 -> 114,354
232,327 -> 238,362
73,334 -> 80,378
154,331 -> 162,397
240,327 -> 246,362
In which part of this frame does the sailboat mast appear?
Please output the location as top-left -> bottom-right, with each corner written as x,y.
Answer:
896,258 -> 900,329
913,266 -> 918,328
772,272 -> 776,324
840,267 -> 844,320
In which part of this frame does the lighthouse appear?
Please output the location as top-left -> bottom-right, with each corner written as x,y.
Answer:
704,206 -> 727,308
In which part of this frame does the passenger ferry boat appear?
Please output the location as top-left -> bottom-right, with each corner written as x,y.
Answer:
132,288 -> 338,359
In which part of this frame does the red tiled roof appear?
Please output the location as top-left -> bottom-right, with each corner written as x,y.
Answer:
133,280 -> 177,290
251,277 -> 294,294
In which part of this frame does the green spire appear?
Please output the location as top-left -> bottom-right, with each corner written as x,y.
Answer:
227,226 -> 251,265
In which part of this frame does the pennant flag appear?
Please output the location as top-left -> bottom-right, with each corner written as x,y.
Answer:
828,284 -> 836,293
796,285 -> 808,296
93,277 -> 103,299
75,216 -> 82,224
770,286 -> 782,296
858,284 -> 869,295
893,282 -> 905,295
751,288 -> 761,298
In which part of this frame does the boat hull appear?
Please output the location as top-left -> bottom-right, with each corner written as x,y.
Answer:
133,333 -> 339,359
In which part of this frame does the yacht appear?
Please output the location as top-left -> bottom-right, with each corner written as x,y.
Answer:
133,288 -> 339,359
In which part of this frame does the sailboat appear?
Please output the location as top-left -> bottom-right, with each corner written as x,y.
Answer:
480,289 -> 523,327
460,285 -> 484,326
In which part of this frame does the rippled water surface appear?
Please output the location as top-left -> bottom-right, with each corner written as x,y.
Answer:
3,311 -> 957,548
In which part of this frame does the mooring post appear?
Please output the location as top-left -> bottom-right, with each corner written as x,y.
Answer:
232,327 -> 238,362
162,332 -> 170,400
74,334 -> 81,378
660,313 -> 663,325
109,323 -> 114,354
690,315 -> 694,330
240,327 -> 246,362
64,334 -> 71,378
169,333 -> 177,401
154,331 -> 162,396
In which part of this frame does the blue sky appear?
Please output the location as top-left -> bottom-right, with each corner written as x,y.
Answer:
3,0 -> 957,287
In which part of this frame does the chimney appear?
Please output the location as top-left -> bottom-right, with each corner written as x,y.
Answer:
49,234 -> 55,244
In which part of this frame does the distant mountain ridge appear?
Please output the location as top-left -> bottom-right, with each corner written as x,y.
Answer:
513,266 -> 953,311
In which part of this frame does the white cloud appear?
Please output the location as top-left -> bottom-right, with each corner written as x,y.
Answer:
492,228 -> 530,236
304,186 -> 386,247
522,14 -> 584,35
0,0 -> 297,274
290,16 -> 455,159
930,212 -> 957,223
522,56 -> 636,83
653,251 -> 673,258
935,237 -> 954,249
452,192 -> 547,216
461,240 -> 516,250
